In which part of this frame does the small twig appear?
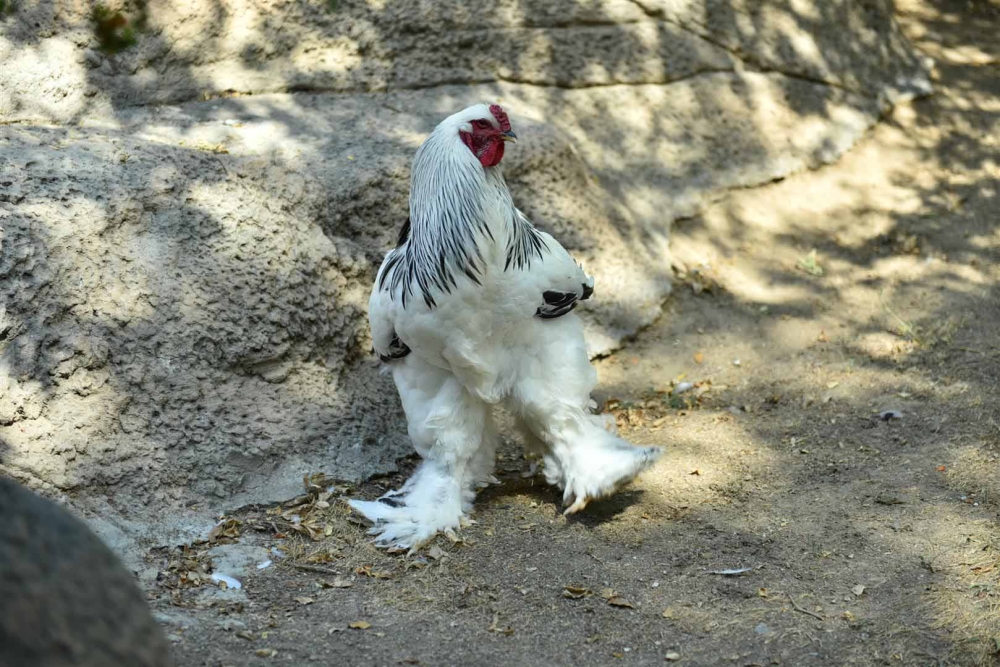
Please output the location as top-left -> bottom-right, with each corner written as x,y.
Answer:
788,593 -> 825,621
290,563 -> 340,576
878,289 -> 919,341
587,549 -> 607,565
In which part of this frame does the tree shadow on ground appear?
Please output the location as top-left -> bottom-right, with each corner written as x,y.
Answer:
0,0 -> 921,522
579,1 -> 1000,661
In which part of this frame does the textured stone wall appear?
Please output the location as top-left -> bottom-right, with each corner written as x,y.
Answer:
0,0 -> 929,552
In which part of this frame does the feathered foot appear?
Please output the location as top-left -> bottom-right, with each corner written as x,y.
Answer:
348,460 -> 470,552
542,415 -> 662,515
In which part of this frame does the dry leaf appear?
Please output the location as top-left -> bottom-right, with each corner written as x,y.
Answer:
608,596 -> 635,609
600,588 -> 616,600
826,381 -> 840,389
294,596 -> 315,605
661,607 -> 676,619
427,545 -> 447,561
936,465 -> 947,472
665,652 -> 681,661
348,621 -> 371,630
255,648 -> 277,658
488,612 -> 514,636
851,585 -> 865,597
208,518 -> 241,541
330,578 -> 353,588
563,585 -> 593,599
757,588 -> 768,598
693,352 -> 704,364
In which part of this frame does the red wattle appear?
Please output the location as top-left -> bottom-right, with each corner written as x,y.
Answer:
480,139 -> 504,167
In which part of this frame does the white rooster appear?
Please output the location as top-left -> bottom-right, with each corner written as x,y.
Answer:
350,103 -> 662,549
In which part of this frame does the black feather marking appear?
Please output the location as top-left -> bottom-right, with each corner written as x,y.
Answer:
537,301 -> 578,319
504,211 -> 547,273
543,290 -> 578,306
581,281 -> 594,300
379,252 -> 402,291
463,265 -> 482,285
378,332 -> 411,362
382,207 -> 486,311
380,165 -> 552,309
379,218 -> 411,291
536,288 -> 581,319
395,217 -> 411,248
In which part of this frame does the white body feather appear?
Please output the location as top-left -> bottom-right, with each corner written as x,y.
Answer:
351,104 -> 660,550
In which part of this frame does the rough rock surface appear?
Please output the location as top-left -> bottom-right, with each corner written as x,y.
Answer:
0,0 -> 929,555
0,476 -> 171,666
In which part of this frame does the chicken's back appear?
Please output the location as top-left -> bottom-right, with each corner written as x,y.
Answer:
391,255 -> 586,403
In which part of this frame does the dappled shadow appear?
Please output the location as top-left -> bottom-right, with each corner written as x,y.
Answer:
0,122 -> 409,525
577,0 -> 1000,660
0,27 -> 954,666
478,477 -> 649,527
0,0 -> 926,521
95,0 -> 1000,663
1,0 -> 927,266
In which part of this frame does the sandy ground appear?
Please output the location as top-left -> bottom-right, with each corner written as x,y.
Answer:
152,1 -> 1000,665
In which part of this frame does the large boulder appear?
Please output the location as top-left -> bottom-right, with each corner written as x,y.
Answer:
0,476 -> 171,667
0,0 -> 929,555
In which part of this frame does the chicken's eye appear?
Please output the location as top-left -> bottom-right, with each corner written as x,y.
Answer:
472,119 -> 491,130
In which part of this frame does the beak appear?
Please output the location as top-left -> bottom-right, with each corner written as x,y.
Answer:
500,129 -> 517,143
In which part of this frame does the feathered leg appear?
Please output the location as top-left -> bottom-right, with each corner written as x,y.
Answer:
508,315 -> 662,514
348,355 -> 494,550
514,418 -> 547,479
469,410 -> 501,490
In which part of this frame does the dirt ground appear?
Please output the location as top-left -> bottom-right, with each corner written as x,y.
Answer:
153,2 -> 1000,665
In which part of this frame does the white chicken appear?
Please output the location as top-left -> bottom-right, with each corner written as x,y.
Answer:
350,103 -> 662,549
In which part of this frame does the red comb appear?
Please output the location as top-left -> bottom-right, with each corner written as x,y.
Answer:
489,104 -> 511,132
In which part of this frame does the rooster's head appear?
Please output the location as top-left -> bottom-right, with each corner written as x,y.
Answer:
448,103 -> 518,168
